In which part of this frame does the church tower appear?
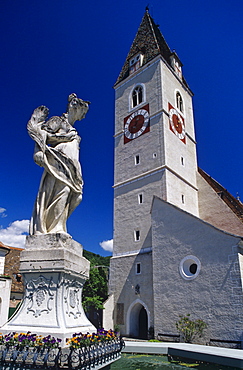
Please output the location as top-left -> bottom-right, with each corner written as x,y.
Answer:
113,11 -> 198,254
109,9 -> 199,336
106,9 -> 243,342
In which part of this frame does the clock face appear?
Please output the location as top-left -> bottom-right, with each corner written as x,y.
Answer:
168,103 -> 186,143
124,104 -> 150,143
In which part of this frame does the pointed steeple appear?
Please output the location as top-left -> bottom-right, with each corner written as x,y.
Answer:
115,10 -> 185,86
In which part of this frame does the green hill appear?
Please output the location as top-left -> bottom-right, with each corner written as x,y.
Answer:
83,249 -> 110,267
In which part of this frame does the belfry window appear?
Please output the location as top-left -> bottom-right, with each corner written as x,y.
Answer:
132,86 -> 143,108
176,92 -> 183,113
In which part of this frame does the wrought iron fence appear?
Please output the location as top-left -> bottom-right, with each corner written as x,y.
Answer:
0,338 -> 124,369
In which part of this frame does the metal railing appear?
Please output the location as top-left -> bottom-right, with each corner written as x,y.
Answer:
0,338 -> 124,369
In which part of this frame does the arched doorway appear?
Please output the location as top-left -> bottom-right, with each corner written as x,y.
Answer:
127,300 -> 149,339
138,306 -> 148,339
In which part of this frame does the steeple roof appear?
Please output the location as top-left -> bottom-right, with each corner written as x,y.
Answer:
115,10 -> 187,87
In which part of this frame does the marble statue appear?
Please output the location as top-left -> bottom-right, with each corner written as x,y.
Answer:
27,93 -> 90,235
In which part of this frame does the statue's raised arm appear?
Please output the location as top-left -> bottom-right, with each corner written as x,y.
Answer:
27,93 -> 90,236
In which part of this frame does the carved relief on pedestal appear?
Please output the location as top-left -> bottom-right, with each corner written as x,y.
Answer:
63,278 -> 83,319
26,275 -> 55,318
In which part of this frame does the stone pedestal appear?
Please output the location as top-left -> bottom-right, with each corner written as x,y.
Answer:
0,234 -> 96,345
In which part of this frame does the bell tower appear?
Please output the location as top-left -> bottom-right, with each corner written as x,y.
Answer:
113,10 -> 198,256
109,9 -> 199,335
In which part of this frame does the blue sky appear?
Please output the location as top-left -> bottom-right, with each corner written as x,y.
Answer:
1,0 -> 242,256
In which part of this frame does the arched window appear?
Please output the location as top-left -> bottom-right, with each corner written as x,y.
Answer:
132,86 -> 143,108
176,91 -> 183,113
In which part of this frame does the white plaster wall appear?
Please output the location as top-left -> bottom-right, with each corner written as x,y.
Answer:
109,252 -> 154,336
164,128 -> 198,191
0,278 -> 12,326
103,294 -> 114,330
165,171 -> 199,217
113,171 -> 166,256
151,197 -> 243,343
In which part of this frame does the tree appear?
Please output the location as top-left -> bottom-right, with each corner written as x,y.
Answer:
82,250 -> 110,312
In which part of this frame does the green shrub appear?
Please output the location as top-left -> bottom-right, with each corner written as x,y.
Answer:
176,314 -> 207,343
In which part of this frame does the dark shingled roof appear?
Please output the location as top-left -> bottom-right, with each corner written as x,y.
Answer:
115,10 -> 190,89
198,167 -> 243,223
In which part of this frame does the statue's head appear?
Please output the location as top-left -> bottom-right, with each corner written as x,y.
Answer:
67,93 -> 90,123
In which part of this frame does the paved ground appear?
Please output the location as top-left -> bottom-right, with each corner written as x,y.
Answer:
123,340 -> 243,368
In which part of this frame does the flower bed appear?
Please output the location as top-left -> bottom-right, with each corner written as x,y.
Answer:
0,330 -> 124,369
67,329 -> 118,348
0,329 -> 118,349
0,332 -> 62,349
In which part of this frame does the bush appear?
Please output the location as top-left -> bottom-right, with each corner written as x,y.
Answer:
176,314 -> 207,343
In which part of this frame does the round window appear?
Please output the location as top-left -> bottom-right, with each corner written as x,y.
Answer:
179,255 -> 201,280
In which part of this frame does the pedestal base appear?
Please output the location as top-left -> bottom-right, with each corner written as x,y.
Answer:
1,234 -> 96,345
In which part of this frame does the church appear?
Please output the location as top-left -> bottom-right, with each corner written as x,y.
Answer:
105,9 -> 243,344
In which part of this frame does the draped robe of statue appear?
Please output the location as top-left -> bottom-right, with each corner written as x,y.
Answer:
27,95 -> 89,235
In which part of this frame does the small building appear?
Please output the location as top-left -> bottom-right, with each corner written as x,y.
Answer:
0,241 -> 24,319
